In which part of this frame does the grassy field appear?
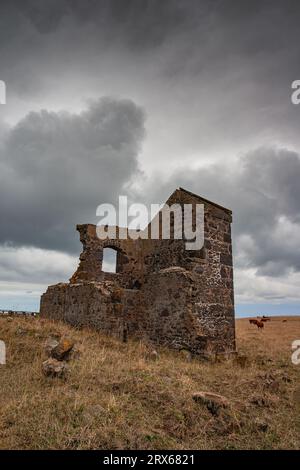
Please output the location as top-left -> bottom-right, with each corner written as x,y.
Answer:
0,315 -> 299,450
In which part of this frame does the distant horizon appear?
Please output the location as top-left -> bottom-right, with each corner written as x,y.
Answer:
0,302 -> 299,319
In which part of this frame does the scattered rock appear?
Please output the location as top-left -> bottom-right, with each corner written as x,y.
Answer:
52,338 -> 74,361
45,337 -> 74,361
148,350 -> 159,361
68,344 -> 81,360
44,337 -> 59,356
42,358 -> 69,378
179,349 -> 192,362
6,317 -> 13,322
192,391 -> 229,416
254,418 -> 269,432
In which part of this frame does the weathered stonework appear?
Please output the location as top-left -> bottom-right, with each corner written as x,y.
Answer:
40,188 -> 236,356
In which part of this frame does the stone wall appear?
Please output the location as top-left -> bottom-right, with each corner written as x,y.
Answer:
40,187 -> 236,356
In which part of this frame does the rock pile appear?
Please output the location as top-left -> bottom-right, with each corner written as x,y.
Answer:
42,336 -> 75,378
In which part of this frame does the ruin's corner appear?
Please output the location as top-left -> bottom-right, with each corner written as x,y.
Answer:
40,188 -> 236,357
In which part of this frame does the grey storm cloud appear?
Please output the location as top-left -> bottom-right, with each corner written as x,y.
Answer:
1,0 -> 299,183
13,0 -> 212,41
0,97 -> 145,252
1,0 -> 300,106
143,147 -> 300,277
1,0 -> 300,302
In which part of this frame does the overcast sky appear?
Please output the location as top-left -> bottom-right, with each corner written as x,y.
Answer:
0,0 -> 300,315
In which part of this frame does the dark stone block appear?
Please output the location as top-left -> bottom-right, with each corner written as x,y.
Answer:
220,253 -> 232,266
220,266 -> 227,278
205,240 -> 212,249
161,308 -> 170,317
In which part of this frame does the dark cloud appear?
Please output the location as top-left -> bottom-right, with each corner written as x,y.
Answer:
1,0 -> 300,305
0,97 -> 145,252
15,0 -> 70,34
1,0 -> 300,177
143,147 -> 300,277
14,0 -> 201,42
1,0 -> 299,106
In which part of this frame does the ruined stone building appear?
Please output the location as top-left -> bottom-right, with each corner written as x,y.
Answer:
40,188 -> 236,356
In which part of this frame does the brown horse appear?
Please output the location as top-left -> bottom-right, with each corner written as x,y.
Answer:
249,318 -> 264,329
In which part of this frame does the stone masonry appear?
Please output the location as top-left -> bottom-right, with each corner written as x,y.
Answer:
40,188 -> 236,356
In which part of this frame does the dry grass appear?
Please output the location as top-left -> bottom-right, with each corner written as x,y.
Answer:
0,315 -> 299,450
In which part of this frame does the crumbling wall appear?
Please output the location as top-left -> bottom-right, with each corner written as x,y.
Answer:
40,188 -> 236,356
